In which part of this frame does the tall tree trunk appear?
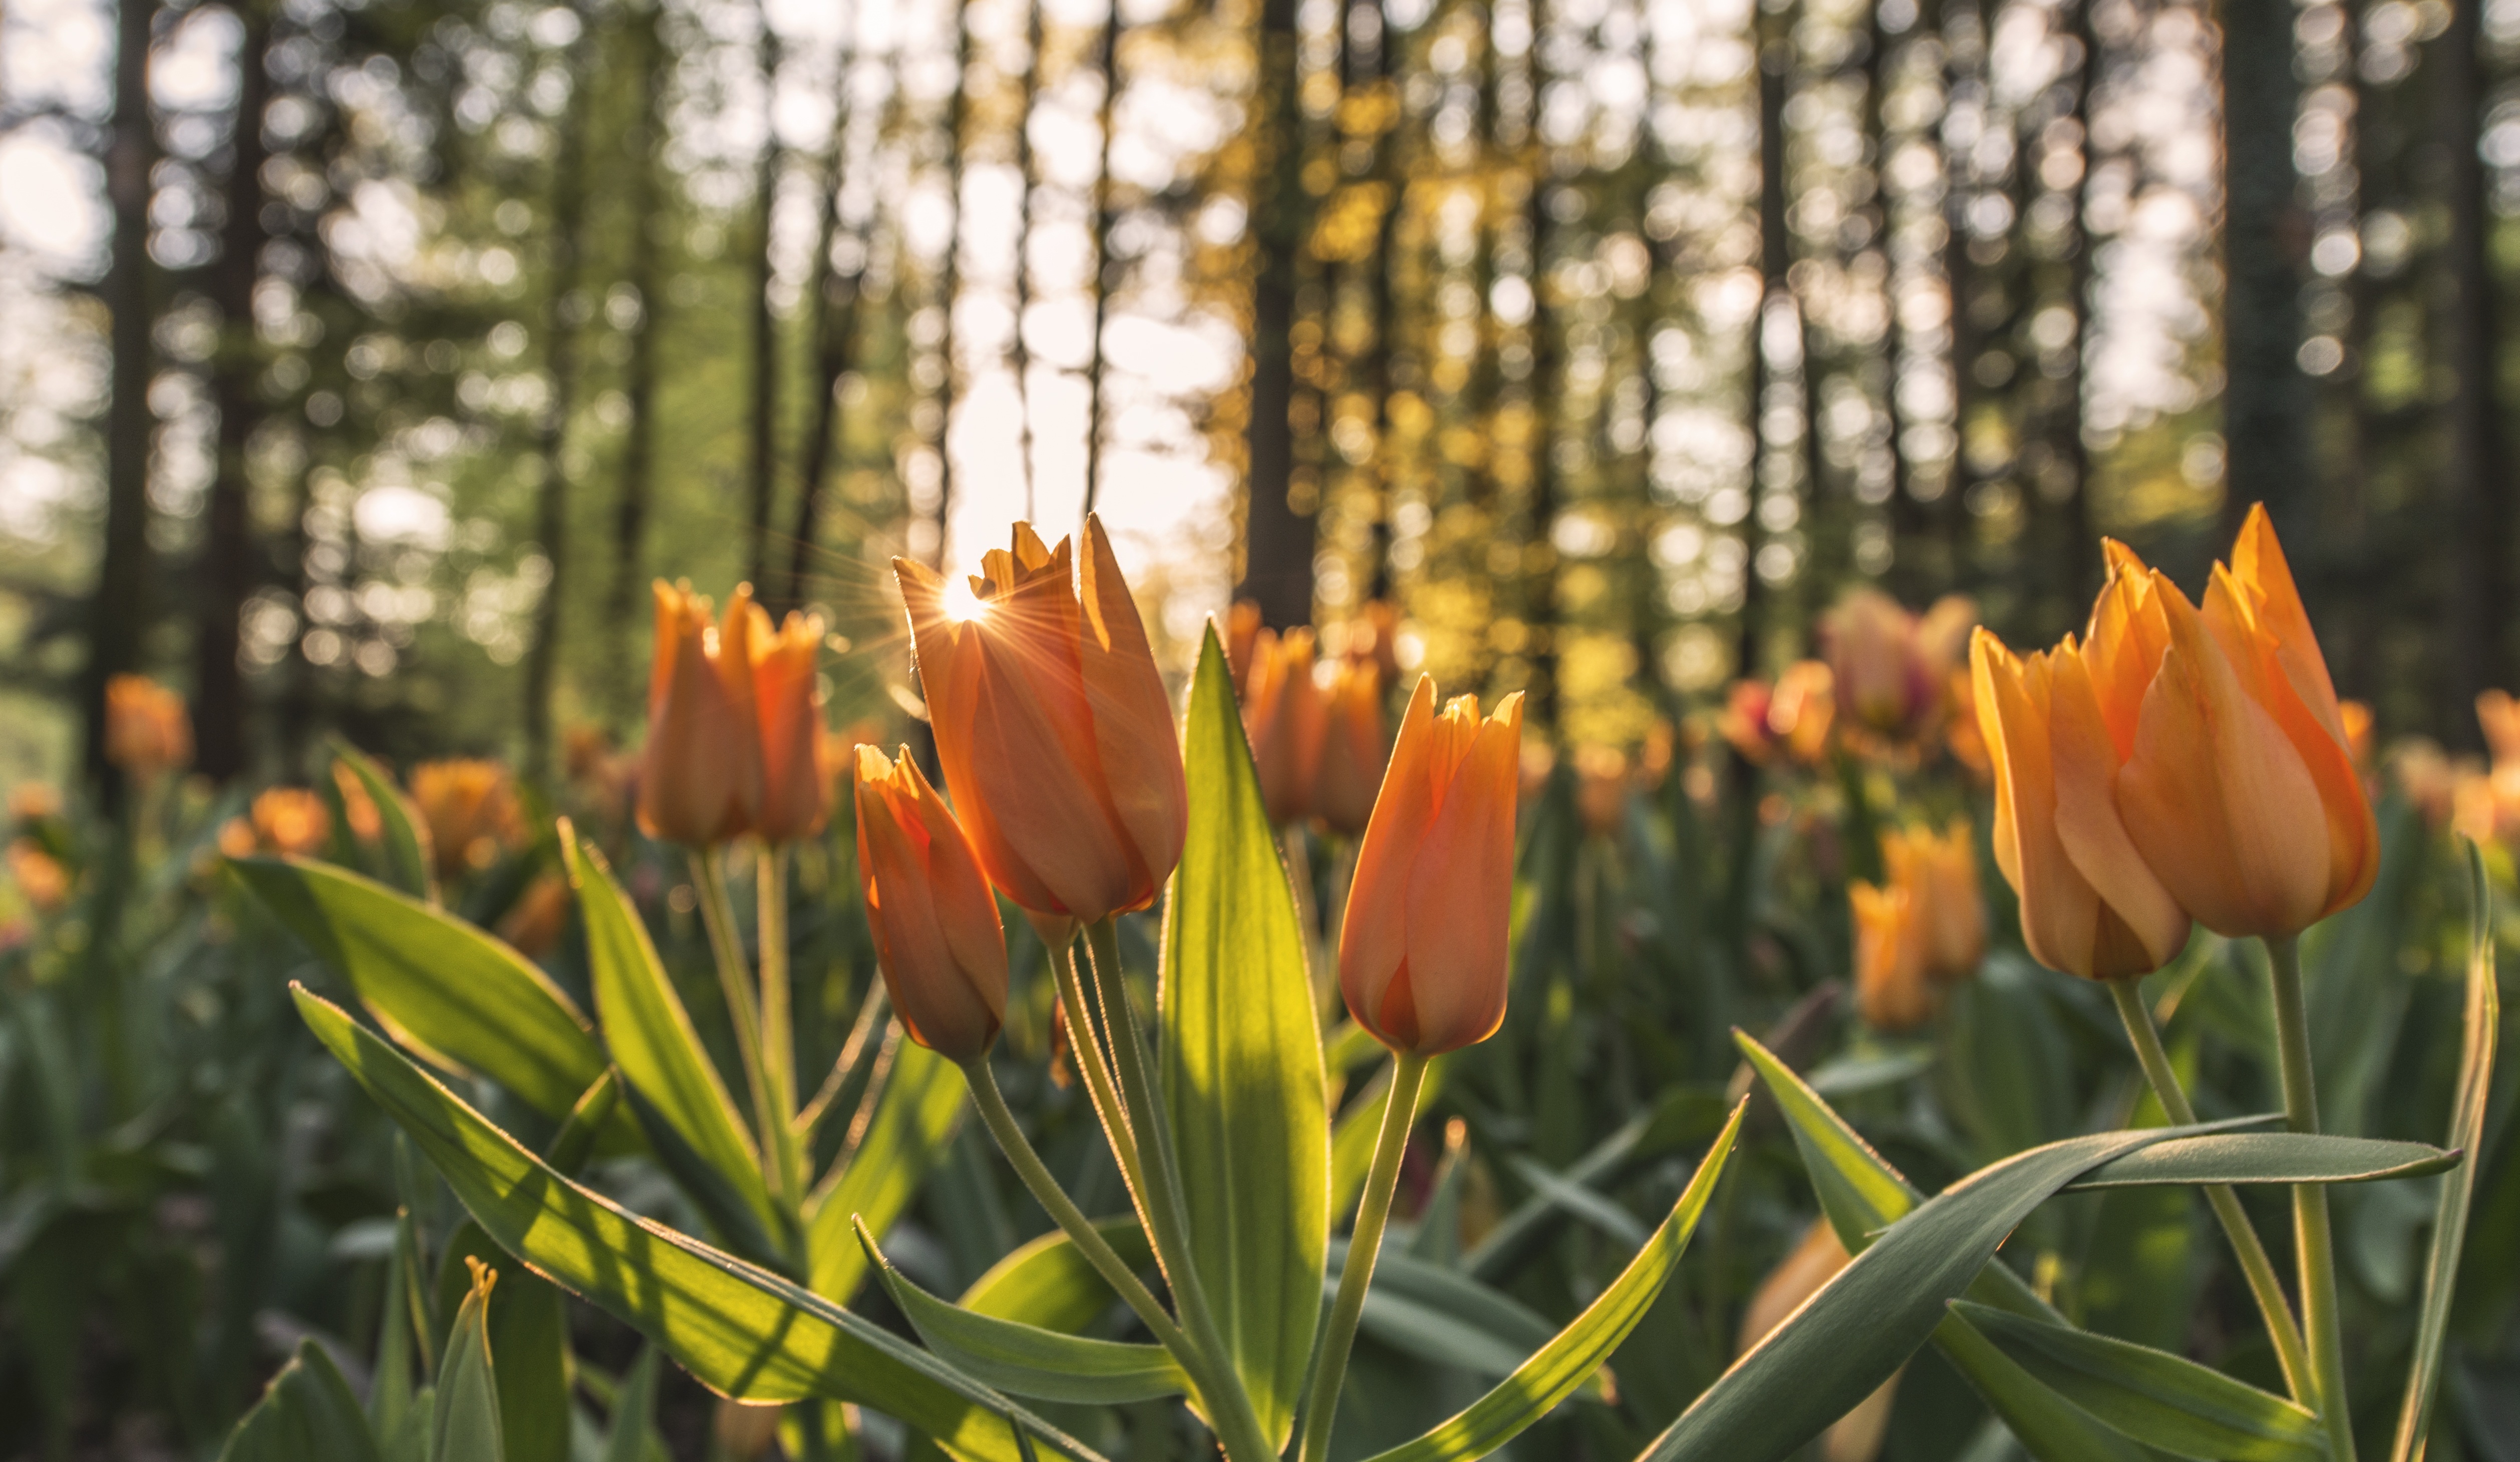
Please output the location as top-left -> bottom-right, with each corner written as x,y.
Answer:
2219,0 -> 2310,539
2056,0 -> 2098,611
85,0 -> 158,796
1938,0 -> 1977,592
1012,0 -> 1042,520
932,0 -> 970,566
521,12 -> 595,779
1361,0 -> 1401,604
1867,0 -> 1923,600
1237,0 -> 1314,625
609,0 -> 669,717
782,11 -> 861,616
1083,0 -> 1122,518
1522,0 -> 1560,733
2439,0 -> 2507,744
746,4 -> 785,590
1738,20 -> 1788,682
194,5 -> 272,783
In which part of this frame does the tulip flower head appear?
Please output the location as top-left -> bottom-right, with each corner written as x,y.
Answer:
411,759 -> 520,878
1883,820 -> 1986,982
1315,658 -> 1389,837
105,675 -> 192,781
1850,880 -> 1933,1031
638,582 -> 764,847
893,517 -> 1187,935
855,745 -> 1009,1062
7,839 -> 70,913
1338,679 -> 1523,1056
1226,599 -> 1265,695
1244,626 -> 1328,826
748,604 -> 829,843
249,788 -> 332,858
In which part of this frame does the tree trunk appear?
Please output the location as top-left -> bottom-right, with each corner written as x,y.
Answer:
2218,0 -> 2310,539
1012,0 -> 1042,520
932,0 -> 971,565
746,3 -> 784,591
1083,0 -> 1123,518
193,4 -> 272,783
520,11 -> 596,779
1523,0 -> 1561,734
782,14 -> 861,616
608,1 -> 669,718
2057,0 -> 2099,611
2438,0 -> 2507,743
1738,22 -> 1789,682
1237,0 -> 1314,626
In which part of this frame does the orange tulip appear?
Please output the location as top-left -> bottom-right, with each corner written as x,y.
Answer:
1824,589 -> 1938,737
1739,1221 -> 1898,1462
638,581 -> 763,847
104,674 -> 191,780
1314,659 -> 1388,837
749,604 -> 828,842
1849,880 -> 1932,1031
249,788 -> 332,857
1245,626 -> 1327,826
1576,746 -> 1630,839
2478,690 -> 2520,771
1343,599 -> 1403,690
1226,599 -> 1265,695
893,518 -> 1187,933
855,745 -> 1009,1062
7,839 -> 70,913
1971,628 -> 2192,981
329,763 -> 385,843
497,872 -> 574,959
411,759 -> 520,878
2095,510 -> 2377,938
1338,679 -> 1523,1056
1883,820 -> 1986,982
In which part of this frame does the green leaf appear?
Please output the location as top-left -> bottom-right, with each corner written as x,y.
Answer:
1354,1099 -> 1743,1462
434,1261 -> 505,1462
331,739 -> 438,902
861,1219 -> 1195,1404
1160,623 -> 1331,1448
805,1032 -> 968,1303
1458,1088 -> 1724,1283
432,1223 -> 572,1462
1931,1312 -> 2162,1462
2063,1133 -> 2457,1189
959,1217 -> 1153,1331
601,1348 -> 663,1462
1501,1157 -> 1650,1249
1635,1101 -> 2249,1462
1951,1302 -> 2324,1462
563,831 -> 776,1235
217,1339 -> 381,1462
233,857 -> 604,1119
2390,839 -> 2501,1462
1331,1240 -> 1610,1400
292,986 -> 1108,1462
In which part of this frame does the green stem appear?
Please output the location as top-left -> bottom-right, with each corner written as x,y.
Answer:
1299,1050 -> 1428,1462
1079,917 -> 1275,1462
2267,934 -> 2356,1462
690,850 -> 789,1209
1049,940 -> 1148,1203
2107,977 -> 2315,1405
755,842 -> 804,1202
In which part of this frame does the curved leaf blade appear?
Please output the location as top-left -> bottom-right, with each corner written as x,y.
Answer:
806,1033 -> 967,1303
861,1220 -> 1194,1404
217,1339 -> 381,1462
2064,1133 -> 2456,1190
330,740 -> 439,902
292,986 -> 1107,1462
434,1262 -> 506,1462
1357,1098 -> 1745,1462
960,1218 -> 1152,1330
1931,1312 -> 2163,1462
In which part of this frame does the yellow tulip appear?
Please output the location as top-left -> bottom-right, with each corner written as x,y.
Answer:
1337,679 -> 1523,1056
748,604 -> 829,843
1314,659 -> 1388,838
893,517 -> 1186,934
854,745 -> 1009,1062
1849,880 -> 1933,1031
637,581 -> 763,847
1244,626 -> 1327,827
1883,820 -> 1986,982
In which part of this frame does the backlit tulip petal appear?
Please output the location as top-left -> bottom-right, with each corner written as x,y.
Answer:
749,604 -> 829,843
1314,660 -> 1387,837
638,581 -> 762,846
2043,649 -> 2190,968
1851,880 -> 1931,1031
855,745 -> 1008,1062
1242,626 -> 1327,826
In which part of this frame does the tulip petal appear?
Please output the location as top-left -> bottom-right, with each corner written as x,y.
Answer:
2045,645 -> 2192,969
1977,642 -> 2104,977
1970,630 -> 2023,894
1339,677 -> 1440,1035
1079,516 -> 1187,899
1400,693 -> 1521,1053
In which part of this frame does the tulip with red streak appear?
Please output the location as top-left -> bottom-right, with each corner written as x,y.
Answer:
854,745 -> 1009,1062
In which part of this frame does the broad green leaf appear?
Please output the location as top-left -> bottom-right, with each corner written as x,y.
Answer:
861,1220 -> 1194,1404
293,986 -> 1107,1462
234,857 -> 603,1118
1931,1312 -> 2161,1462
1635,1103 -> 2251,1462
960,1218 -> 1152,1330
432,1223 -> 571,1462
805,1032 -> 968,1302
601,1348 -> 663,1462
1952,1302 -> 2324,1462
434,1260 -> 505,1462
1355,1099 -> 1743,1462
563,831 -> 776,1234
2063,1133 -> 2457,1190
217,1339 -> 381,1462
331,739 -> 438,902
2390,839 -> 2500,1462
1160,625 -> 1330,1447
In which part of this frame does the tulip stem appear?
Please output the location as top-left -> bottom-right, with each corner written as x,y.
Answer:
756,842 -> 804,1202
690,851 -> 791,1211
2268,934 -> 2356,1462
1049,943 -> 1148,1200
2107,976 -> 2314,1405
1298,1050 -> 1428,1462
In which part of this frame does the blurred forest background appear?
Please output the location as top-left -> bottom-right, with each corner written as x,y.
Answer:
1,0 -> 2516,787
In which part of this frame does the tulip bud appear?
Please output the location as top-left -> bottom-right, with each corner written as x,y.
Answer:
1771,660 -> 1836,763
1882,820 -> 1986,982
1849,881 -> 1933,1032
855,745 -> 1009,1062
749,604 -> 829,843
411,759 -> 520,879
1244,627 -> 1327,826
104,675 -> 192,781
8,839 -> 70,913
249,788 -> 332,858
638,581 -> 763,847
893,517 -> 1187,934
1314,660 -> 1388,837
1338,679 -> 1523,1056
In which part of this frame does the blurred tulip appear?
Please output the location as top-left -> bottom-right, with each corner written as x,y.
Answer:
638,581 -> 763,847
1971,629 -> 2191,981
855,745 -> 1009,1062
1772,660 -> 1837,762
1719,679 -> 1782,765
2095,511 -> 2378,938
1575,746 -> 1630,839
2339,699 -> 2375,770
411,759 -> 520,878
249,789 -> 331,857
1315,660 -> 1389,837
105,674 -> 191,780
1339,679 -> 1523,1056
497,872 -> 573,960
1883,820 -> 1986,982
748,603 -> 828,842
1739,1220 -> 1899,1462
2479,689 -> 2520,770
1824,589 -> 1938,737
7,839 -> 70,913
1226,599 -> 1265,695
1244,626 -> 1327,826
329,763 -> 384,842
893,517 -> 1186,933
1344,599 -> 1403,689
1849,880 -> 1932,1031
10,784 -> 61,825
2386,738 -> 2462,828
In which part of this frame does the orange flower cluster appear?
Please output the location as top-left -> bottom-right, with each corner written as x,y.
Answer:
1972,507 -> 2376,980
411,759 -> 521,879
105,675 -> 192,781
1849,821 -> 1986,1031
638,581 -> 829,847
219,788 -> 332,860
1232,600 -> 1399,836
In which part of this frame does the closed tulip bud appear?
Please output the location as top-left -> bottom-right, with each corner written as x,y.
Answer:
249,788 -> 332,858
1883,820 -> 1986,982
1245,627 -> 1327,826
855,745 -> 1009,1062
638,582 -> 763,847
1824,589 -> 1936,737
1338,679 -> 1523,1056
748,604 -> 829,842
893,517 -> 1186,934
2098,509 -> 2378,938
105,675 -> 192,781
1972,627 -> 2192,980
1849,881 -> 1933,1031
410,759 -> 520,879
1315,660 -> 1388,837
